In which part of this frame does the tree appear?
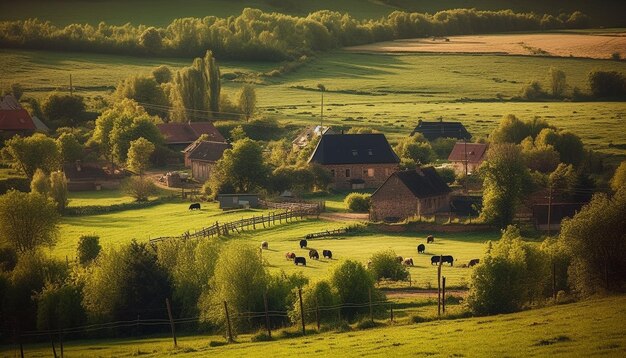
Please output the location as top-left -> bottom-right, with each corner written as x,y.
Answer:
126,137 -> 155,176
139,27 -> 162,53
77,235 -> 101,265
535,129 -> 584,166
204,50 -> 221,115
560,189 -> 626,296
30,169 -> 50,196
394,135 -> 434,164
230,125 -> 246,141
36,282 -> 86,331
489,115 -> 554,144
123,176 -> 157,202
238,84 -> 256,121
1,133 -> 60,178
208,139 -> 270,195
611,161 -> 626,192
330,260 -> 383,320
56,132 -> 84,164
520,80 -> 547,100
520,137 -> 560,173
480,144 -> 530,228
290,279 -> 339,324
344,193 -> 371,212
49,171 -> 68,211
42,93 -> 86,127
0,190 -> 59,254
588,70 -> 626,98
114,75 -> 169,117
368,250 -> 409,281
152,65 -> 172,84
169,51 -> 221,120
549,67 -> 567,98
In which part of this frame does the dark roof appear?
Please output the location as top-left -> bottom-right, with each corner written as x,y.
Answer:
373,167 -> 451,199
188,141 -> 231,163
0,109 -> 36,131
532,203 -> 585,225
308,133 -> 399,165
63,163 -> 108,181
157,122 -> 225,145
448,142 -> 488,163
411,120 -> 471,141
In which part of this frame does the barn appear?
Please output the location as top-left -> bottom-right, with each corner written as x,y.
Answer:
185,141 -> 231,182
411,119 -> 471,141
308,133 -> 400,190
370,167 -> 451,222
156,122 -> 225,152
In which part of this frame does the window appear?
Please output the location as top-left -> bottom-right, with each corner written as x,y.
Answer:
345,168 -> 351,178
367,168 -> 375,177
330,169 -> 336,177
352,150 -> 358,156
368,149 -> 373,156
232,196 -> 238,204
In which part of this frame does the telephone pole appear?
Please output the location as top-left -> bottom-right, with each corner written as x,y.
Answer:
546,185 -> 553,236
317,84 -> 325,128
69,74 -> 73,96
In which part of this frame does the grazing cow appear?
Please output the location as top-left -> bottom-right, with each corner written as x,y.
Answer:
417,244 -> 425,254
397,256 -> 404,263
294,257 -> 307,266
309,249 -> 319,260
402,258 -> 414,266
468,259 -> 480,267
261,241 -> 268,249
322,250 -> 333,259
299,239 -> 308,249
189,203 -> 201,210
431,255 -> 454,266
285,252 -> 296,260
427,235 -> 434,244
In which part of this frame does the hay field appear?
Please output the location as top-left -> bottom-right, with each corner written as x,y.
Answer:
346,33 -> 626,60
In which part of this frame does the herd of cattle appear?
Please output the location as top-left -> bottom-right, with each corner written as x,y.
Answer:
260,235 -> 480,269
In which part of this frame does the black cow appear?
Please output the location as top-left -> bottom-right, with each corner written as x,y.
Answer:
294,257 -> 307,266
427,235 -> 434,244
417,244 -> 425,253
189,203 -> 201,210
431,255 -> 454,266
468,259 -> 480,267
309,249 -> 319,260
261,241 -> 268,249
322,250 -> 332,259
299,239 -> 308,249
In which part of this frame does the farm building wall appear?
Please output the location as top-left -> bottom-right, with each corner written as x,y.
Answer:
191,161 -> 216,182
449,161 -> 482,176
323,163 -> 399,190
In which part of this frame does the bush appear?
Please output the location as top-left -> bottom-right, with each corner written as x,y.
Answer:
355,319 -> 379,330
250,331 -> 273,342
520,80 -> 548,100
123,176 -> 157,202
368,250 -> 409,281
344,193 -> 371,213
436,167 -> 456,184
36,282 -> 86,331
42,93 -> 86,127
330,260 -> 383,321
588,70 -> 626,98
290,279 -> 339,324
77,235 -> 101,265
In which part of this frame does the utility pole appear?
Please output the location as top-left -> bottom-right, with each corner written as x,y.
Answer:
317,84 -> 325,128
69,74 -> 73,96
547,185 -> 553,236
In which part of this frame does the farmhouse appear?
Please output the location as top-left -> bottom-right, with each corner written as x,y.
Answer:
411,119 -> 471,141
532,202 -> 585,231
186,141 -> 231,182
156,121 -> 225,151
63,161 -> 123,191
447,142 -> 488,176
370,167 -> 451,222
308,133 -> 400,190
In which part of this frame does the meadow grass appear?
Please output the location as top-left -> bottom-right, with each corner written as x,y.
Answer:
5,295 -> 625,357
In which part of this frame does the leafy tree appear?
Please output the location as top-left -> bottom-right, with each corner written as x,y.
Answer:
0,191 -> 59,253
480,144 -> 530,228
208,139 -> 270,195
56,132 -> 84,164
368,250 -> 409,281
114,75 -> 168,116
611,161 -> 626,192
265,139 -> 295,168
290,279 -> 339,324
309,163 -> 332,191
345,193 -> 371,212
489,115 -> 554,144
36,282 -> 86,331
152,65 -> 172,84
170,50 -> 221,120
30,169 -> 50,196
436,167 -> 456,184
77,235 -> 101,265
330,260 -> 383,320
49,171 -> 68,211
139,27 -> 162,53
1,133 -> 60,177
394,135 -> 434,164
347,127 -> 378,134
230,125 -> 246,141
549,67 -> 567,98
520,137 -> 560,173
42,93 -> 86,127
204,50 -> 221,115
559,189 -> 626,296
238,84 -> 257,121
126,137 -> 155,176
123,176 -> 157,202
535,128 -> 584,166
588,70 -> 626,98
431,138 -> 457,159
520,80 -> 547,100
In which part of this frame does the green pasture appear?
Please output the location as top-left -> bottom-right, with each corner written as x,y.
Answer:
5,295 -> 625,357
67,188 -> 152,207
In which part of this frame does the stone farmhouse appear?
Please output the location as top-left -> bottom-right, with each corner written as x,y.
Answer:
308,133 -> 400,190
447,142 -> 488,176
411,119 -> 471,141
370,167 -> 451,222
186,141 -> 231,182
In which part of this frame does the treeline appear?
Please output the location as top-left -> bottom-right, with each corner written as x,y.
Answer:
0,8 -> 589,61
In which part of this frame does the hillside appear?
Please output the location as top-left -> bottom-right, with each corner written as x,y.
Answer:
5,295 -> 625,357
1,0 -> 624,26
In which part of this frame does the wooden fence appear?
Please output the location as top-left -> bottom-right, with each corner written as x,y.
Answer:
259,199 -> 325,212
305,227 -> 348,240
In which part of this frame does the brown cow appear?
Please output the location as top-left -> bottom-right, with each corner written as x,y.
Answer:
427,235 -> 434,244
285,252 -> 296,260
402,258 -> 414,266
397,256 -> 404,263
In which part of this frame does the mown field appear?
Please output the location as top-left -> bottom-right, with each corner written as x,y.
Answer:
4,295 -> 625,357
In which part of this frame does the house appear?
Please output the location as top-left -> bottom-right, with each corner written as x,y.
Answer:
217,194 -> 260,210
447,142 -> 488,176
186,141 -> 231,182
308,133 -> 400,190
63,161 -> 123,191
370,167 -> 451,222
292,125 -> 331,150
532,202 -> 585,231
411,119 -> 471,141
156,122 -> 225,151
0,95 -> 49,140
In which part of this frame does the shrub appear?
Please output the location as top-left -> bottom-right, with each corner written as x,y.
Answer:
520,80 -> 548,100
290,279 -> 339,324
123,176 -> 157,202
30,169 -> 50,195
368,250 -> 409,281
588,70 -> 626,98
436,167 -> 456,184
49,171 -> 68,211
344,193 -> 371,213
36,282 -> 86,331
355,319 -> 379,330
330,260 -> 383,321
77,235 -> 101,265
250,331 -> 272,342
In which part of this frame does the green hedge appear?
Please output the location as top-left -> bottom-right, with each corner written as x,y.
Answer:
0,177 -> 30,194
64,197 -> 171,216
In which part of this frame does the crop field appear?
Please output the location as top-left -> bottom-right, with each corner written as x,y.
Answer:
5,295 -> 625,357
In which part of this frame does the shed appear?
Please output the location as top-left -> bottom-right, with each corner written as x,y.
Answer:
217,194 -> 260,210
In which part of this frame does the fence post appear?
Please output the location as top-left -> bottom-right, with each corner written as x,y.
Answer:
390,304 -> 394,323
59,330 -> 64,358
261,214 -> 266,228
298,288 -> 306,336
316,297 -> 320,332
437,255 -> 443,318
224,301 -> 233,343
18,332 -> 24,358
50,335 -> 57,358
368,288 -> 373,323
253,216 -> 256,230
166,298 -> 177,348
216,221 -> 221,236
552,260 -> 557,300
263,292 -> 272,339
442,276 -> 446,314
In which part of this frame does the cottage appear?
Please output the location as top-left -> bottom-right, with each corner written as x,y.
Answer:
63,161 -> 123,192
186,141 -> 231,182
411,119 -> 471,141
156,121 -> 225,152
308,133 -> 400,190
532,202 -> 585,231
370,167 -> 451,222
447,142 -> 488,176
217,194 -> 260,210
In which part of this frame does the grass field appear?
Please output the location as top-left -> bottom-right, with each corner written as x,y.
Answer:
5,295 -> 625,357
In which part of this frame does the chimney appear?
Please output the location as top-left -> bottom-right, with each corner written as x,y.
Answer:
75,160 -> 82,172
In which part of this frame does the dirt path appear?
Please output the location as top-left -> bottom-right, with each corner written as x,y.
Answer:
319,212 -> 369,222
346,32 -> 626,60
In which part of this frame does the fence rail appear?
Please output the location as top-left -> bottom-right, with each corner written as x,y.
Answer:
305,228 -> 348,239
259,199 -> 325,212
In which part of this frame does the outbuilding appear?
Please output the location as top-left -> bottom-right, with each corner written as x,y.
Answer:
217,194 -> 260,210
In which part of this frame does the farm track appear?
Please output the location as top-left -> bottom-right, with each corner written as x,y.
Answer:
319,212 -> 369,222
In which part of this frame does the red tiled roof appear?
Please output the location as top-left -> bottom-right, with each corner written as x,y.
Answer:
0,109 -> 36,130
447,142 -> 488,163
188,141 -> 231,163
157,122 -> 225,144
